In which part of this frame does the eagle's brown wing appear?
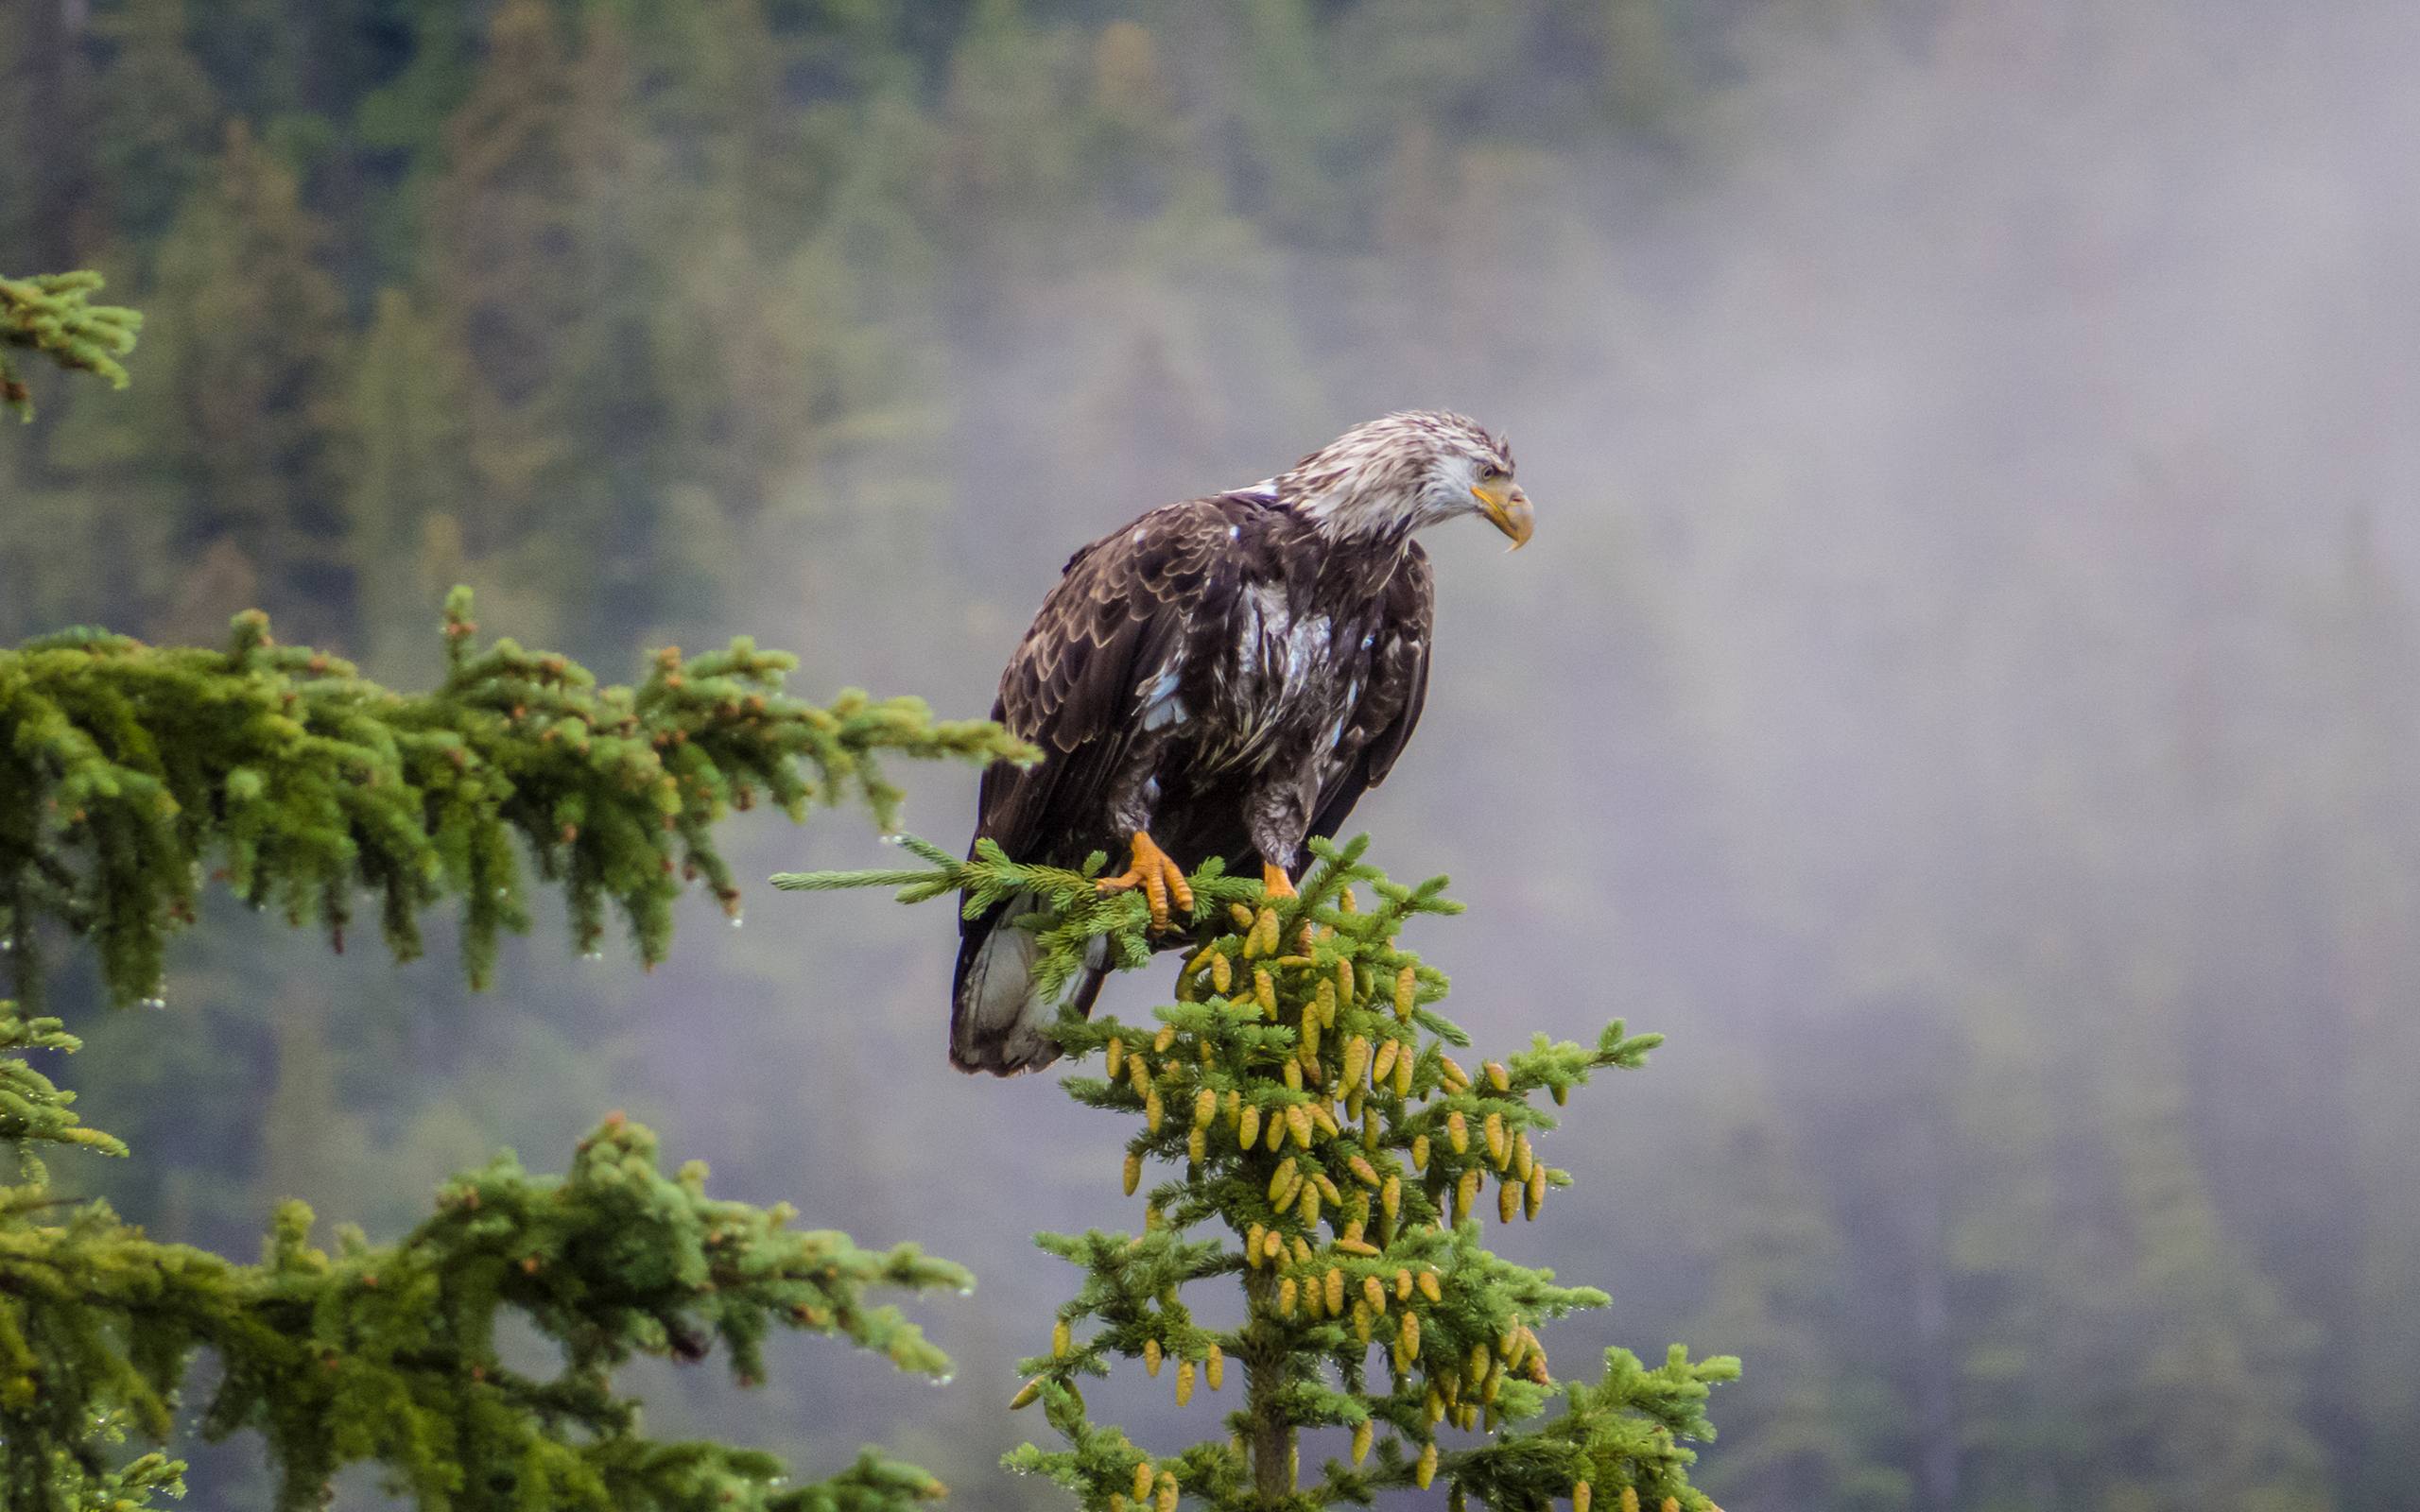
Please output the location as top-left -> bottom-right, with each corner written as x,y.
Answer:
1307,541 -> 1433,846
951,498 -> 1244,1073
971,497 -> 1239,871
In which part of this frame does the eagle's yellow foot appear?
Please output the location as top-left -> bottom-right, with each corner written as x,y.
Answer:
1098,830 -> 1193,931
1261,861 -> 1297,900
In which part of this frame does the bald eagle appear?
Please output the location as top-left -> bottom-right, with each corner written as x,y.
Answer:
951,410 -> 1533,1074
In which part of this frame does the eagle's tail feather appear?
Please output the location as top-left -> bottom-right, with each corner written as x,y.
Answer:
950,892 -> 1107,1074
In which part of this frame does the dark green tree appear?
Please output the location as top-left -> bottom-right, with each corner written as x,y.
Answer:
87,0 -> 222,242
422,0 -> 668,643
780,836 -> 1737,1510
1678,1091 -> 1900,1512
1,331 -> 1035,1504
147,121 -> 358,644
347,285 -> 478,679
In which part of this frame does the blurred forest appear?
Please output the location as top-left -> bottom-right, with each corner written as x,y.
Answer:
5,0 -> 2417,1508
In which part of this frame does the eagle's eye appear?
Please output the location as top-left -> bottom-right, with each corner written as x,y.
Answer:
1477,462 -> 1509,484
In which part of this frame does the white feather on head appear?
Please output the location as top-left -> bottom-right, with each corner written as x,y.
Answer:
1267,410 -> 1517,543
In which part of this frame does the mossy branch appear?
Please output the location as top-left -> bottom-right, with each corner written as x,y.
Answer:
0,588 -> 1035,1009
0,271 -> 142,420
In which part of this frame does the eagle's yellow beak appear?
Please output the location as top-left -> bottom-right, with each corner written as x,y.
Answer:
1473,482 -> 1534,549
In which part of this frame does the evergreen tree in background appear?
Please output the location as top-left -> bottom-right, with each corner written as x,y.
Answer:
150,121 -> 356,644
2314,518 -> 2420,1508
87,0 -> 221,243
347,286 -> 476,679
1677,1096 -> 1896,1512
780,836 -> 1737,1509
424,0 -> 665,644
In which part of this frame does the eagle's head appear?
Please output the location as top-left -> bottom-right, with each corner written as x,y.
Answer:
1270,410 -> 1533,550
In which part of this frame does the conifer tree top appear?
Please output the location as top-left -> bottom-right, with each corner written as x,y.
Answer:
784,835 -> 1738,1510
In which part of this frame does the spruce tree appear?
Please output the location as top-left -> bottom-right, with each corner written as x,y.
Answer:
0,587 -> 1029,1509
148,120 -> 358,644
424,0 -> 666,639
87,0 -> 222,242
1677,1096 -> 1893,1512
780,835 -> 1737,1510
6,1005 -> 977,1512
348,285 -> 480,677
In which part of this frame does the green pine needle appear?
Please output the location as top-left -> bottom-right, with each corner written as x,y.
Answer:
0,270 -> 142,421
0,582 -> 1014,1512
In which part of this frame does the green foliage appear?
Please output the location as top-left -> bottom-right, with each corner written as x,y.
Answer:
32,1409 -> 185,1512
0,587 -> 1033,1011
0,1002 -> 966,1512
784,835 -> 1737,1509
0,570 -> 1020,1509
0,1014 -> 127,1180
0,272 -> 142,421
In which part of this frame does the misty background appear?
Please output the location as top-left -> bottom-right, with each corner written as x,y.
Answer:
6,0 -> 2417,1507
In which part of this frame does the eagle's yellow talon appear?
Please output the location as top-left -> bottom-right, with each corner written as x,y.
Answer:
1098,830 -> 1192,931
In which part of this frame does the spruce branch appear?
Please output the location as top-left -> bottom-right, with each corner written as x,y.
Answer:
0,588 -> 1034,1008
0,271 -> 142,420
28,1409 -> 184,1512
776,836 -> 1260,1005
0,1014 -> 127,1183
785,834 -> 1737,1508
0,1003 -> 965,1512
